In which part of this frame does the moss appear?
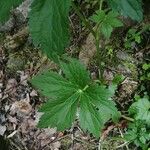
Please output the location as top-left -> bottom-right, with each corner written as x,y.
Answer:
124,61 -> 138,79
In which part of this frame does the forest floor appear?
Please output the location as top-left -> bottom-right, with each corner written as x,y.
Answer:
0,1 -> 150,150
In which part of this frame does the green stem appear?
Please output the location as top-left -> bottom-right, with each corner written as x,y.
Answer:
96,0 -> 104,81
95,36 -> 101,63
72,2 -> 96,38
99,0 -> 104,10
83,85 -> 89,91
121,115 -> 134,122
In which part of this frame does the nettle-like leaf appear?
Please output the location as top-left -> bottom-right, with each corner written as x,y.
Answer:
125,121 -> 150,149
0,0 -> 23,23
29,0 -> 71,61
107,0 -> 143,22
129,97 -> 150,125
31,59 -> 120,137
91,10 -> 123,39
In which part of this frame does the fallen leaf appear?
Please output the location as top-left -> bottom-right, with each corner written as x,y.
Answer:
0,125 -> 6,136
10,99 -> 32,116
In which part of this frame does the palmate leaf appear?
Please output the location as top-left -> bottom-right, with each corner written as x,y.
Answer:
60,59 -> 91,88
107,0 -> 143,22
29,0 -> 71,61
0,0 -> 23,23
129,97 -> 150,125
79,93 -> 104,138
38,92 -> 79,130
31,71 -> 77,98
85,84 -> 121,123
31,59 -> 120,137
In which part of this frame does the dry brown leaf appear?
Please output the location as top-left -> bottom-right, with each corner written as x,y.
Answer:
79,33 -> 96,67
10,99 -> 32,116
0,125 -> 6,136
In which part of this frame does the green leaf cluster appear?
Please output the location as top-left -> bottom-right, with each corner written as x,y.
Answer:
129,97 -> 150,125
124,96 -> 150,149
125,121 -> 150,150
91,10 -> 123,39
107,0 -> 143,22
31,59 -> 120,137
142,63 -> 150,71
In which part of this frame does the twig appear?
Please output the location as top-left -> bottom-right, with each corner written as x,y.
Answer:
116,142 -> 130,149
98,138 -> 101,150
9,140 -> 22,150
71,125 -> 75,150
100,125 -> 115,141
118,128 -> 129,150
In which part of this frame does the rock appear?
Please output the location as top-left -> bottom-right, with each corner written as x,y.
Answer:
79,33 -> 96,67
116,50 -> 131,61
30,90 -> 38,97
15,0 -> 32,24
0,18 -> 14,32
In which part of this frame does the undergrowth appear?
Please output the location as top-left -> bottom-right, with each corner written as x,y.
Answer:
0,0 -> 149,149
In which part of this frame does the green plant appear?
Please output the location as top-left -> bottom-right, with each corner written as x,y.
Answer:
0,0 -> 144,138
107,0 -> 143,22
129,96 -> 150,125
124,25 -> 150,49
0,0 -> 143,62
90,10 -> 123,39
124,28 -> 141,49
31,59 -> 120,137
125,121 -> 150,150
124,95 -> 150,149
140,63 -> 150,81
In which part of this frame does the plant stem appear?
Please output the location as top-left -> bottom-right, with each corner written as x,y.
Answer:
99,0 -> 104,10
121,115 -> 134,122
96,0 -> 105,81
83,85 -> 89,91
72,2 -> 96,38
72,1 -> 104,81
95,36 -> 103,80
